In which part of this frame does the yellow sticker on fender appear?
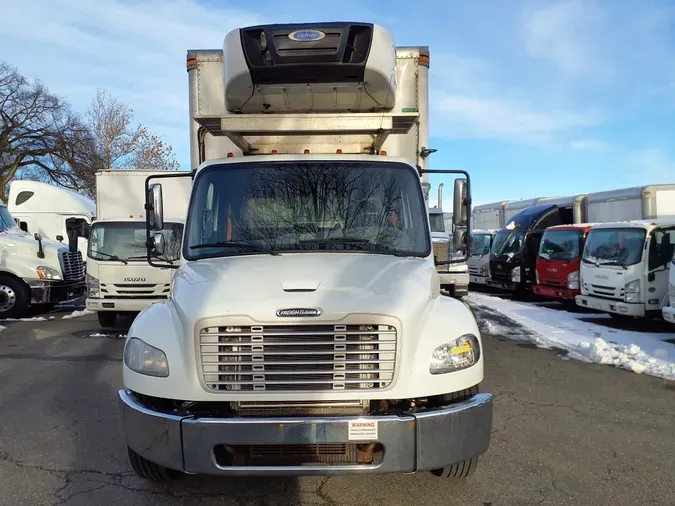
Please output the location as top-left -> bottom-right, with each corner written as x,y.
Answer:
451,344 -> 471,354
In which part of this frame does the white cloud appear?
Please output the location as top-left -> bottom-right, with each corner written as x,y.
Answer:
434,94 -> 598,144
569,139 -> 608,151
0,0 -> 264,168
523,0 -> 609,79
628,148 -> 675,181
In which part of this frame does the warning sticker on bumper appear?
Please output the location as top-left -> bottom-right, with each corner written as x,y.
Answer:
348,420 -> 378,440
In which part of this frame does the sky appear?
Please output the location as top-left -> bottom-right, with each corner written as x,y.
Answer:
1,0 -> 675,209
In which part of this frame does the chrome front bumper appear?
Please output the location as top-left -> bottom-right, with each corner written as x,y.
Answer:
663,305 -> 675,324
119,390 -> 493,476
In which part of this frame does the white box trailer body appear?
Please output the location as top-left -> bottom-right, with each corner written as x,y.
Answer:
8,180 -> 95,254
472,201 -> 512,231
119,22 -> 492,481
86,170 -> 192,327
577,219 -> 675,319
585,184 -> 675,222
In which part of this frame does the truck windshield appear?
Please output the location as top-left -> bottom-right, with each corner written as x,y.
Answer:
491,229 -> 525,256
470,233 -> 492,256
88,222 -> 184,263
582,228 -> 646,267
428,213 -> 445,232
538,229 -> 583,261
0,206 -> 20,233
185,161 -> 430,259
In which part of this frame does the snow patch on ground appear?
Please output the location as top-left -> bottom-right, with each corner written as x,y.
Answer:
468,293 -> 675,380
62,309 -> 94,320
0,317 -> 47,322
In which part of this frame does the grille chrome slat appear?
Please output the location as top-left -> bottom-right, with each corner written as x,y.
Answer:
200,322 -> 397,392
58,250 -> 85,281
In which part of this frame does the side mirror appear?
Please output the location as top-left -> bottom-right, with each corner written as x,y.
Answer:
150,232 -> 165,257
452,178 -> 468,227
56,235 -> 64,242
648,271 -> 656,283
34,232 -> 42,242
148,183 -> 164,231
453,229 -> 466,252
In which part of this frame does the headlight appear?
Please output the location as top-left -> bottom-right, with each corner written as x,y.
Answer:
430,334 -> 480,374
511,266 -> 521,282
123,337 -> 169,377
480,263 -> 489,276
87,273 -> 100,298
624,279 -> 640,303
567,270 -> 580,290
36,266 -> 62,281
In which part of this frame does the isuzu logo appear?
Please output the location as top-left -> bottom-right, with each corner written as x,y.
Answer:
595,275 -> 609,280
125,277 -> 146,282
288,29 -> 325,42
276,308 -> 322,317
547,268 -> 558,273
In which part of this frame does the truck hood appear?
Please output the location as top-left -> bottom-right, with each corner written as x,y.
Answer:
171,253 -> 439,323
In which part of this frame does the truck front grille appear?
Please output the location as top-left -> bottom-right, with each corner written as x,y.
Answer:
199,323 -> 397,392
583,283 -> 623,301
59,250 -> 85,281
100,283 -> 170,299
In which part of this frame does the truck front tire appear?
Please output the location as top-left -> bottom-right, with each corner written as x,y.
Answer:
127,447 -> 182,482
0,276 -> 29,319
97,311 -> 117,328
430,457 -> 478,479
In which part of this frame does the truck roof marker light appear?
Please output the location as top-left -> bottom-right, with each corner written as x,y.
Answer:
227,152 -> 234,158
271,149 -> 278,155
304,149 -> 310,154
380,151 -> 387,156
336,149 -> 342,154
419,54 -> 430,67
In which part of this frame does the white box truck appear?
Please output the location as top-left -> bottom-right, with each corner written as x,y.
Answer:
430,184 -> 469,298
85,170 -> 191,327
118,22 -> 492,481
577,219 -> 675,319
8,180 -> 95,254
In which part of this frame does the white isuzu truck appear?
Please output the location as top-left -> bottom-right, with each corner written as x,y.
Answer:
86,170 -> 191,327
664,257 -> 675,324
119,22 -> 492,481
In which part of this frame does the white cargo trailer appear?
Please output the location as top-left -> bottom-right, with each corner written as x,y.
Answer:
585,185 -> 675,222
472,201 -> 513,231
119,21 -> 492,482
86,170 -> 191,327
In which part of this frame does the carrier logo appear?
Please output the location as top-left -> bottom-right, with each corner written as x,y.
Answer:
124,277 -> 146,282
276,308 -> 322,317
288,29 -> 325,42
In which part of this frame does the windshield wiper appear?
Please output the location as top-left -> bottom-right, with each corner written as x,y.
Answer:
595,260 -> 628,270
190,241 -> 280,256
91,251 -> 128,265
298,237 -> 372,246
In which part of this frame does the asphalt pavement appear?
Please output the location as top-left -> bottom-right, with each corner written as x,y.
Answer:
0,305 -> 673,506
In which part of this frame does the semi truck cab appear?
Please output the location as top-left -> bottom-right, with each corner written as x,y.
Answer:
576,220 -> 675,319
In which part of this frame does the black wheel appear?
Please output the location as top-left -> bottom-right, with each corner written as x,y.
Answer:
430,457 -> 478,479
127,447 -> 182,482
0,276 -> 29,319
97,311 -> 117,328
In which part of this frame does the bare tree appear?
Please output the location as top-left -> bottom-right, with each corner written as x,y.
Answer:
0,62 -> 81,198
86,88 -> 179,172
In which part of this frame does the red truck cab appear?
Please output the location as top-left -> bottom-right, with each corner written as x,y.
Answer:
533,224 -> 594,303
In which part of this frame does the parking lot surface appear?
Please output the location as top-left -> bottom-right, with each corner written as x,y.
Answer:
0,306 -> 673,506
